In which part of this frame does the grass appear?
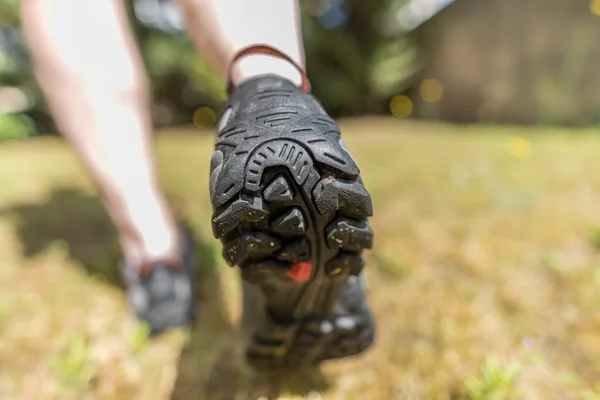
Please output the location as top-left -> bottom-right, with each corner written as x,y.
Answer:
1,117 -> 600,399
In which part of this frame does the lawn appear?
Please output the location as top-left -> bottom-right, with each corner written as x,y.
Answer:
1,117 -> 600,399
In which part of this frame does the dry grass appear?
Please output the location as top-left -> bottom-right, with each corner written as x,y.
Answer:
1,118 -> 600,399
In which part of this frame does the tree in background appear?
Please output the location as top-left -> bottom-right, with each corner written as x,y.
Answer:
304,0 -> 418,116
0,0 -> 47,139
0,0 -> 417,139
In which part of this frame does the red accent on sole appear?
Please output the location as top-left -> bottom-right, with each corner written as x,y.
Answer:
139,257 -> 184,278
286,262 -> 312,282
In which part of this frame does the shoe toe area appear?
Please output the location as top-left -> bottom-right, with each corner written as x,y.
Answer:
145,300 -> 192,335
127,267 -> 194,335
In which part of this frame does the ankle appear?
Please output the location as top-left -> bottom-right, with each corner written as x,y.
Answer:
232,54 -> 303,87
120,219 -> 180,268
227,45 -> 310,94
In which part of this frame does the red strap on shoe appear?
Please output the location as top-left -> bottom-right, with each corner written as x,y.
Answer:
227,44 -> 311,95
139,256 -> 183,278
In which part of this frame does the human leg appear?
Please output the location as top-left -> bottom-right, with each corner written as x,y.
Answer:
175,0 -> 305,87
21,0 -> 195,334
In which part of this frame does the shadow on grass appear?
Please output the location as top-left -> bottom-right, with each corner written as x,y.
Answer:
172,267 -> 330,400
1,187 -> 124,284
2,187 -> 329,399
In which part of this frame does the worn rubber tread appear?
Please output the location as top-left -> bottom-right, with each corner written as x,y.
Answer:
210,75 -> 375,369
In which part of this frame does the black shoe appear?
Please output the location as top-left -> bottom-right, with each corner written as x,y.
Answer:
210,46 -> 375,369
121,227 -> 196,336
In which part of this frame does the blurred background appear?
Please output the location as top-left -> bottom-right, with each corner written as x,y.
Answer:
5,1 -> 600,399
3,0 -> 600,139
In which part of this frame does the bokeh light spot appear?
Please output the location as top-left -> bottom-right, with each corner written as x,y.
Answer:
419,79 -> 444,103
591,0 -> 600,16
390,95 -> 413,118
193,106 -> 216,128
508,136 -> 530,160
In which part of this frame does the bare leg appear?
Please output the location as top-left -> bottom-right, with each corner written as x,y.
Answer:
20,0 -> 179,266
175,0 -> 305,86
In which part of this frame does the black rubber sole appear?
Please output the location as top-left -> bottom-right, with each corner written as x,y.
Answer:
210,120 -> 375,369
209,74 -> 375,368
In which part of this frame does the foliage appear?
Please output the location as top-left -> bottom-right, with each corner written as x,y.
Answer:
50,334 -> 98,391
464,357 -> 522,400
140,30 -> 226,127
0,0 -> 417,138
0,0 -> 47,139
0,112 -> 37,140
589,226 -> 600,250
3,123 -> 600,397
126,322 -> 151,354
0,0 -> 19,26
304,0 -> 416,115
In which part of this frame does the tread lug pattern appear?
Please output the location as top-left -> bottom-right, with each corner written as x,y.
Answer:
222,232 -> 281,266
271,207 -> 306,235
212,196 -> 268,238
326,218 -> 374,252
245,140 -> 318,192
210,76 -> 375,368
263,175 -> 294,202
246,313 -> 374,369
276,238 -> 311,262
326,252 -> 365,276
312,177 -> 373,218
241,260 -> 291,284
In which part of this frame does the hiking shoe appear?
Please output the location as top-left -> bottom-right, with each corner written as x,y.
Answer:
210,45 -> 375,369
121,227 -> 196,335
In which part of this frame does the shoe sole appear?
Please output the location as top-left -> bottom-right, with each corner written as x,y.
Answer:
211,114 -> 374,369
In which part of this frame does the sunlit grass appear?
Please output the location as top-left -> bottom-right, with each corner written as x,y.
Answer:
1,118 -> 600,398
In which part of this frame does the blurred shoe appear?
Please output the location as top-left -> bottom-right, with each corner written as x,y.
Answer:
121,226 -> 196,336
210,45 -> 375,369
